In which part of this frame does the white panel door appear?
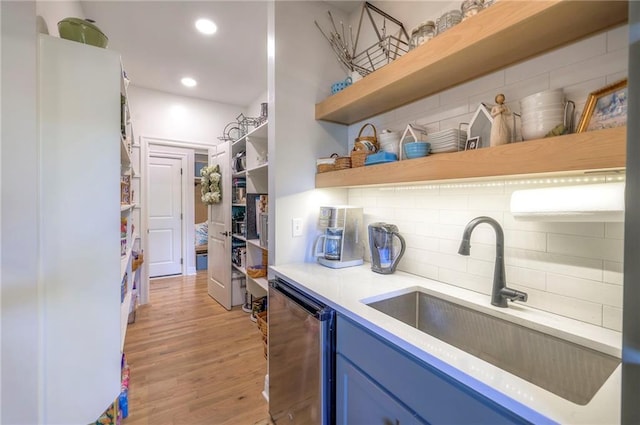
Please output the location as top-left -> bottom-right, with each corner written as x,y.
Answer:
148,156 -> 183,277
208,142 -> 232,310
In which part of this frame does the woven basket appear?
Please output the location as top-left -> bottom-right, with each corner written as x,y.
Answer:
256,310 -> 268,360
247,266 -> 267,278
351,150 -> 369,168
317,153 -> 351,173
354,123 -> 379,152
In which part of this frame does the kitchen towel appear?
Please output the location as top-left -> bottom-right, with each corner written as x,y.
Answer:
510,181 -> 624,222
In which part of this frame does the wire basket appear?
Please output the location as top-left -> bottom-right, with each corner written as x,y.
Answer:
352,35 -> 410,76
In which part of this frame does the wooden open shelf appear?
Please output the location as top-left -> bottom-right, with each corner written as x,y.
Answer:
315,127 -> 626,188
315,0 -> 628,125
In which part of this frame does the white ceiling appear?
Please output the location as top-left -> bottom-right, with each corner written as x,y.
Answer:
80,1 -> 269,108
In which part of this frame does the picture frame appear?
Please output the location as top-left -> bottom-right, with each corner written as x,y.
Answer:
465,136 -> 480,151
576,79 -> 628,133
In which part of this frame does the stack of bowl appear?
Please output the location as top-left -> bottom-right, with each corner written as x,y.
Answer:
378,130 -> 402,156
520,89 -> 565,140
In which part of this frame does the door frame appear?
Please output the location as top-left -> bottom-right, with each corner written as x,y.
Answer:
140,135 -> 215,305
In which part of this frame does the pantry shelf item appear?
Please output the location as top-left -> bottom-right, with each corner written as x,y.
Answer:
399,123 -> 428,160
317,2 -> 410,78
315,127 -> 625,187
351,123 -> 379,167
426,128 -> 467,153
409,21 -> 436,50
315,1 -> 628,125
365,151 -> 398,165
58,17 -> 108,48
436,9 -> 463,34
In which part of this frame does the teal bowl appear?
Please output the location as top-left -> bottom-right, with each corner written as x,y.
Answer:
58,18 -> 108,48
404,142 -> 431,159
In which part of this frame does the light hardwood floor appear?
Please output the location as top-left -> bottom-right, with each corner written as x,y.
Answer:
123,272 -> 271,425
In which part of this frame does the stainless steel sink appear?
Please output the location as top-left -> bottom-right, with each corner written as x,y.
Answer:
366,290 -> 620,405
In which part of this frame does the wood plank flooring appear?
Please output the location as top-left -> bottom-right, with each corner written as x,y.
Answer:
123,272 -> 271,425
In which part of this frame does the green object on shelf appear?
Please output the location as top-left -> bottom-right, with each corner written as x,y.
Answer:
58,18 -> 108,48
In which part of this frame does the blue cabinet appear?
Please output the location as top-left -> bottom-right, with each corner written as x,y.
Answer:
337,354 -> 426,425
337,315 -> 531,424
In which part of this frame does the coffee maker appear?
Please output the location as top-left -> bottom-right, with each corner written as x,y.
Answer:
368,223 -> 406,274
313,206 -> 364,268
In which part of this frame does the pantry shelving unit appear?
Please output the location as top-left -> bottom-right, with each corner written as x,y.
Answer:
38,34 -> 122,423
230,122 -> 270,299
314,0 -> 628,188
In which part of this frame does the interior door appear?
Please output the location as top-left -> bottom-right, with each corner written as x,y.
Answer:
208,142 -> 232,309
148,156 -> 183,277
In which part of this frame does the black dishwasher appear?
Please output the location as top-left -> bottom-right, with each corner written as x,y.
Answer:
268,278 -> 335,425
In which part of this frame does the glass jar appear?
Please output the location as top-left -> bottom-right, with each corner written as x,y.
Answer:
409,21 -> 436,50
436,10 -> 463,34
461,0 -> 484,20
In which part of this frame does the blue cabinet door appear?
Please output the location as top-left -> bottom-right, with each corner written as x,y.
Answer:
337,354 -> 427,425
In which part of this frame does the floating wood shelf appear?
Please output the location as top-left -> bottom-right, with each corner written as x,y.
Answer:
315,127 -> 626,188
315,0 -> 628,125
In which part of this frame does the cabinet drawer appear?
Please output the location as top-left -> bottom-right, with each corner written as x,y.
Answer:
337,315 -> 529,424
337,354 -> 426,425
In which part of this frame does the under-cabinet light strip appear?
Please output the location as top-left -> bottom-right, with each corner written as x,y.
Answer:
374,174 -> 626,192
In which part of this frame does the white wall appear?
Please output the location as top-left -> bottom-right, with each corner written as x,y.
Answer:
270,1 -> 351,265
343,23 -> 629,331
1,2 -> 40,422
128,85 -> 240,145
36,0 -> 83,36
245,90 -> 268,119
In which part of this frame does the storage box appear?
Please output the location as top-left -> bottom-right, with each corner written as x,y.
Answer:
231,272 -> 246,307
196,253 -> 208,270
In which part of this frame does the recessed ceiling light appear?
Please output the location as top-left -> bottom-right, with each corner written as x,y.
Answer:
195,18 -> 217,35
181,77 -> 197,88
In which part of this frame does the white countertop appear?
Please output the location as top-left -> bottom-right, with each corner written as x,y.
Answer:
270,262 -> 622,425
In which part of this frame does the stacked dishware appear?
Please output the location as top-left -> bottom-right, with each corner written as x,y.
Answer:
520,89 -> 566,140
426,128 -> 467,153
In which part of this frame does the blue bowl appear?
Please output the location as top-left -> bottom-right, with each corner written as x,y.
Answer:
404,142 -> 431,159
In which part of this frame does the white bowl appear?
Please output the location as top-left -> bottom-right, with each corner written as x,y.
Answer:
520,89 -> 565,108
522,119 -> 563,140
520,109 -> 565,123
520,103 -> 565,114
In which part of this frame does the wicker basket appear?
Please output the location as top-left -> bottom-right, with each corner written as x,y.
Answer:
354,123 -> 379,152
247,265 -> 267,278
350,150 -> 369,168
317,153 -> 351,173
256,310 -> 268,359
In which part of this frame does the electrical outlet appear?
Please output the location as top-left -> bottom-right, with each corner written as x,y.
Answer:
292,218 -> 303,237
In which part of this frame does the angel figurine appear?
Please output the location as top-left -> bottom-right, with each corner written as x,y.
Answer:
490,93 -> 512,147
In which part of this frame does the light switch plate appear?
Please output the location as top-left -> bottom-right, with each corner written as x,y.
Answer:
292,218 -> 303,237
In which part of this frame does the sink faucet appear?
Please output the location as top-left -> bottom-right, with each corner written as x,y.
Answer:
458,216 -> 528,308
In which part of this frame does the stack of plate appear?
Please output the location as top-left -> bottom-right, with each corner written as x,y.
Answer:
426,128 -> 467,153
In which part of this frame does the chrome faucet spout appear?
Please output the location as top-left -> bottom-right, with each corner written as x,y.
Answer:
457,216 -> 528,308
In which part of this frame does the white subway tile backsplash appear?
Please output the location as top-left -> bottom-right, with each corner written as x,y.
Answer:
402,234 -> 440,252
550,49 -> 628,91
546,273 -> 623,308
504,229 -> 547,252
505,33 -> 606,85
605,223 -> 624,239
468,194 -> 509,211
514,286 -> 603,326
439,71 -> 505,106
603,306 -> 622,332
506,266 -> 546,291
438,268 -> 490,295
467,258 -> 494,278
505,248 -> 604,282
418,195 -> 467,210
604,261 -> 624,286
548,233 -> 624,262
607,25 -> 629,52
